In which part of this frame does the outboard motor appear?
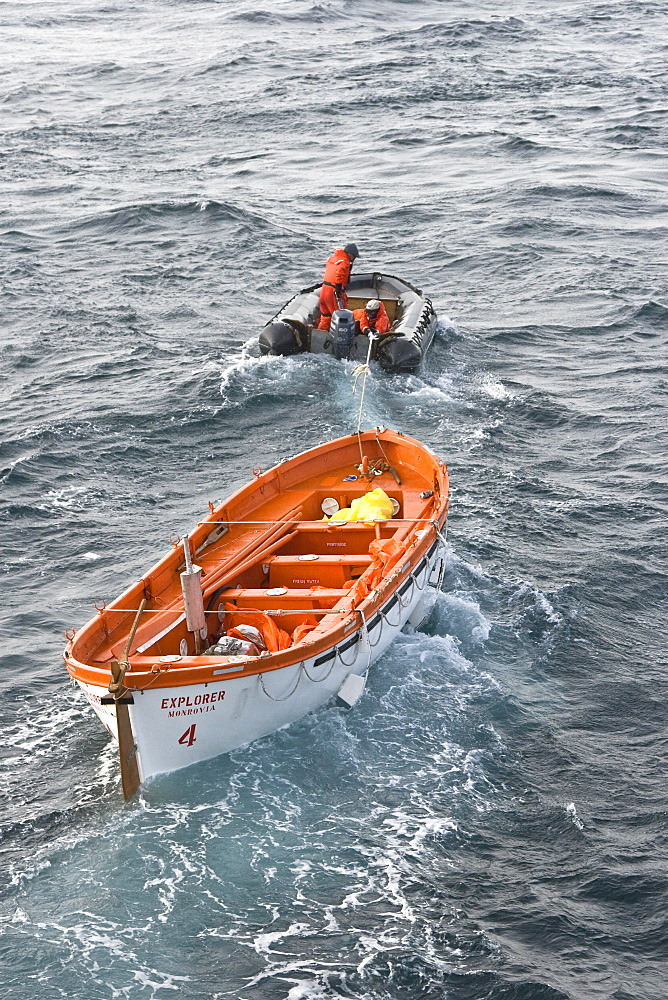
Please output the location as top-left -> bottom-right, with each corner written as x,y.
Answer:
259,320 -> 302,356
331,309 -> 356,360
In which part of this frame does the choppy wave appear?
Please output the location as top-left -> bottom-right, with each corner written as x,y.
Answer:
1,0 -> 666,997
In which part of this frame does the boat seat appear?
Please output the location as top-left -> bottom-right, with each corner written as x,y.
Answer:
264,555 -> 372,565
220,587 -> 348,601
265,554 -> 371,589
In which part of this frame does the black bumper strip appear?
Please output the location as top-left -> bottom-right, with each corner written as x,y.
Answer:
339,633 -> 360,654
313,649 -> 336,668
384,594 -> 399,614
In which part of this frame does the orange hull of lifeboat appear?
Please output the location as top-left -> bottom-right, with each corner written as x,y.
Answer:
64,429 -> 449,795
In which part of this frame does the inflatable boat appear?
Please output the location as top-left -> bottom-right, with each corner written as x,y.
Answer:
259,272 -> 437,372
64,428 -> 449,798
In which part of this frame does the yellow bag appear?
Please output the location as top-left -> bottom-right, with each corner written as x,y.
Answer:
331,507 -> 354,521
331,488 -> 394,522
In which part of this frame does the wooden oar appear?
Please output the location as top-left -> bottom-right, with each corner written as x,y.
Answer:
109,598 -> 146,801
122,508 -> 305,652
204,530 -> 299,608
200,506 -> 302,595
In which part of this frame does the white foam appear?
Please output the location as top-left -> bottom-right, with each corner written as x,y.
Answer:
511,581 -> 562,624
535,590 -> 561,624
438,592 -> 492,644
0,449 -> 39,483
382,811 -> 458,853
218,351 -> 310,406
566,801 -> 584,830
286,981 -> 328,1000
240,960 -> 321,993
6,695 -> 92,758
254,922 -> 310,955
40,485 -> 97,511
435,315 -> 457,337
479,374 -> 515,400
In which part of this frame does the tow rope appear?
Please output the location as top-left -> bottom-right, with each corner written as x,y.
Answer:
352,332 -> 376,467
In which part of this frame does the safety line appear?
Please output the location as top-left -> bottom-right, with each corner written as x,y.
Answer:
197,517 -> 442,525
302,656 -> 338,683
259,663 -> 303,701
357,607 -> 373,672
88,606 -> 353,616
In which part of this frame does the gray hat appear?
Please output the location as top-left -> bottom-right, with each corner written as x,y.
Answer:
343,243 -> 360,258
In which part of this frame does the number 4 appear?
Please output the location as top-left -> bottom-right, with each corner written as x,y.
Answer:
178,724 -> 197,747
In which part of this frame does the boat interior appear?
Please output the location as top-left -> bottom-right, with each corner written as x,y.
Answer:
76,437 -> 443,668
345,274 -> 401,321
281,272 -> 424,335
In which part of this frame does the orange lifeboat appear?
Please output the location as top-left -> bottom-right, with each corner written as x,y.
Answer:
64,428 -> 449,798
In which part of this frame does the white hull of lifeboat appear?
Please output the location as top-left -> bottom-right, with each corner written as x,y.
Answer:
77,546 -> 444,784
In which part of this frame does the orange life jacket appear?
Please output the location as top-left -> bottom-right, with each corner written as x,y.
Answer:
322,249 -> 352,290
292,617 -> 319,644
223,604 -> 291,652
353,303 -> 391,335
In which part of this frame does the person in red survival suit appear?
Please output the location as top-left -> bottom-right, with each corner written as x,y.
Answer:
353,298 -> 392,336
317,243 -> 359,330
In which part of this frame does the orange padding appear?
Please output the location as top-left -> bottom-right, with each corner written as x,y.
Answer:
344,537 -> 404,605
293,620 -> 319,644
224,603 -> 318,651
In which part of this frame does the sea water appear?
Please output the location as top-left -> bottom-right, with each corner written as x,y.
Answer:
1,2 -> 666,998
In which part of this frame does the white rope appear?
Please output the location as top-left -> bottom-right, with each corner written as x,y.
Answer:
398,576 -> 415,608
303,655 -> 337,683
432,517 -> 449,549
336,639 -> 360,668
352,333 -> 375,431
430,519 -> 449,590
259,663 -> 303,701
380,597 -> 403,628
352,333 -> 376,462
96,606 -> 352,616
357,608 -> 373,673
366,613 -> 384,648
199,517 -> 438,525
413,563 -> 428,592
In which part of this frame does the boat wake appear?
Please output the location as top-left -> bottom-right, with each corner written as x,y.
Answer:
1,487 -> 569,1000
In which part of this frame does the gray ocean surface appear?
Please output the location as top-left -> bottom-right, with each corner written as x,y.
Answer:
1,1 -> 667,998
